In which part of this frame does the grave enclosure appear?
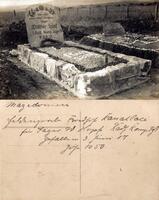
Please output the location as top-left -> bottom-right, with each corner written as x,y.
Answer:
81,33 -> 159,68
17,4 -> 153,99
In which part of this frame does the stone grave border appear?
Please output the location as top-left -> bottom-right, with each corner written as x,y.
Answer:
17,42 -> 151,99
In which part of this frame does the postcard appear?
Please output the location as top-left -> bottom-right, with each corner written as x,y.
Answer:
0,0 -> 159,200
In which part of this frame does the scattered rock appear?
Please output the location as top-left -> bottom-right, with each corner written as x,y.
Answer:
9,49 -> 18,57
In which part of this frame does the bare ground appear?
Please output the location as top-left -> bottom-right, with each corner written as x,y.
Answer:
0,49 -> 75,99
0,48 -> 159,100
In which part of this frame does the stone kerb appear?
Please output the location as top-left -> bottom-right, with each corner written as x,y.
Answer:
17,43 -> 151,99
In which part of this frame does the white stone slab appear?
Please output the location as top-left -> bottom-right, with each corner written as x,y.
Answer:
30,52 -> 48,72
45,58 -> 57,78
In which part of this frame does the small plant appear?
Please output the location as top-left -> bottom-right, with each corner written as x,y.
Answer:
0,20 -> 28,47
121,15 -> 159,34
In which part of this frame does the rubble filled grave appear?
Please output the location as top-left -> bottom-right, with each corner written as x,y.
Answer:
80,33 -> 159,68
17,42 -> 151,98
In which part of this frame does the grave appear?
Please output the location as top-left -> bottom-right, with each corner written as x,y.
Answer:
17,41 -> 151,98
25,4 -> 64,47
16,5 -> 152,99
80,33 -> 159,68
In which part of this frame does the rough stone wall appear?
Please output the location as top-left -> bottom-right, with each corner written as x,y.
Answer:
107,5 -> 127,21
0,3 -> 158,28
60,2 -> 159,26
128,4 -> 155,19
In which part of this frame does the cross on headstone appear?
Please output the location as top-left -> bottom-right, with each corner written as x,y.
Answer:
25,4 -> 64,47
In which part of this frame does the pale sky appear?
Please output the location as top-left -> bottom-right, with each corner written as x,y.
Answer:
0,0 -> 50,7
0,0 -> 157,8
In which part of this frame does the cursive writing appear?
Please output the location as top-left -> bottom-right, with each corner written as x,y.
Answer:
2,108 -> 159,155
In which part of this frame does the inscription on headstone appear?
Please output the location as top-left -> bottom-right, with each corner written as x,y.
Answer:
25,4 -> 64,47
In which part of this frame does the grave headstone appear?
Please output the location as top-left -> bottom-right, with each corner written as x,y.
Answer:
25,4 -> 64,47
103,22 -> 125,36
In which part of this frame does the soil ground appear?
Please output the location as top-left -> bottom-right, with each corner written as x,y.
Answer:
0,49 -> 75,99
0,48 -> 159,100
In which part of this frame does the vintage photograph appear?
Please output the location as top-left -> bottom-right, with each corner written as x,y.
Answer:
0,0 -> 159,99
0,2 -> 159,200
